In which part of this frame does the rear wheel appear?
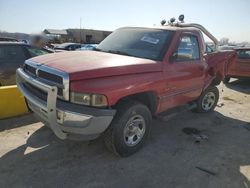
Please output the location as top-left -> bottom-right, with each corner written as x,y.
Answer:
194,86 -> 219,113
104,100 -> 152,157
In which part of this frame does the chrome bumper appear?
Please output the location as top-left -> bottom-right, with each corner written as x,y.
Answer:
16,68 -> 116,140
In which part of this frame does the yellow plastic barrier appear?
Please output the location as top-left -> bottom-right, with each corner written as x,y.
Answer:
0,85 -> 29,119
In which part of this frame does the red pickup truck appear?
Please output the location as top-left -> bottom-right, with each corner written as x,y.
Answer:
224,47 -> 250,83
16,17 -> 235,156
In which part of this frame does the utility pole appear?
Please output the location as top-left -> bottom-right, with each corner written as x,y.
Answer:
80,17 -> 82,43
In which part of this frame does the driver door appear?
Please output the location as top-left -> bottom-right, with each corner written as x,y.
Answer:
160,33 -> 207,111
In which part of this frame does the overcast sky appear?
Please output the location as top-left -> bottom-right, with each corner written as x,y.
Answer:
0,0 -> 249,42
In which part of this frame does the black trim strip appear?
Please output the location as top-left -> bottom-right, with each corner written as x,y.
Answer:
159,86 -> 202,99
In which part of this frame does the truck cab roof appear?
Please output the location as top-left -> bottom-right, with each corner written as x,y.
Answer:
120,25 -> 202,32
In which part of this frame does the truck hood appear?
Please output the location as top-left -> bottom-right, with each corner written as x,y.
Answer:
30,51 -> 162,80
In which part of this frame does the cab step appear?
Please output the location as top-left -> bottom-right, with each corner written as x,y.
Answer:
156,103 -> 197,121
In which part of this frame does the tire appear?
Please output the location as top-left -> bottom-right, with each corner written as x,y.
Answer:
194,86 -> 219,113
104,100 -> 152,157
223,77 -> 230,84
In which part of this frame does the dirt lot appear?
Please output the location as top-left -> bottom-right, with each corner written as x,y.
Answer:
0,79 -> 249,188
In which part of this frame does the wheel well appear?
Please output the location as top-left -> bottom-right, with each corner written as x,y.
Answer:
211,76 -> 221,86
114,92 -> 158,114
208,67 -> 223,86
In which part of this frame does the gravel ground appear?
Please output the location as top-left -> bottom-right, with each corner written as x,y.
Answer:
0,79 -> 250,188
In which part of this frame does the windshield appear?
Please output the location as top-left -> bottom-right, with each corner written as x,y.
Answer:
96,28 -> 173,61
26,46 -> 50,57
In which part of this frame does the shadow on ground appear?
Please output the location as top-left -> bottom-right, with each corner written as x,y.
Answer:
0,111 -> 249,188
225,79 -> 250,94
0,113 -> 39,132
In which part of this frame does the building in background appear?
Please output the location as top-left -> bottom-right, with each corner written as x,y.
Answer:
43,28 -> 112,44
67,29 -> 111,44
43,29 -> 69,43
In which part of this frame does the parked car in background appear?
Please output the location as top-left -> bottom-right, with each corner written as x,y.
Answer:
0,37 -> 18,42
54,43 -> 81,52
219,45 -> 236,51
224,47 -> 250,83
0,42 -> 52,86
79,44 -> 98,51
20,39 -> 30,44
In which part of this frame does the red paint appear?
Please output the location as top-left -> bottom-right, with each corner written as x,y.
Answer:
226,48 -> 250,78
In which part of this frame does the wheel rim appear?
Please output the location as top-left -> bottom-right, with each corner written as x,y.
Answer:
202,92 -> 216,111
123,115 -> 146,147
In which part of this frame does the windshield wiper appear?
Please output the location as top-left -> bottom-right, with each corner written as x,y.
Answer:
94,48 -> 132,57
107,50 -> 131,56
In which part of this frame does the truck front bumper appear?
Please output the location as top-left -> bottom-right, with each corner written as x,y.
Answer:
16,68 -> 116,140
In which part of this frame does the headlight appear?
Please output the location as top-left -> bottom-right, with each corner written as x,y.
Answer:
70,92 -> 108,107
70,92 -> 91,105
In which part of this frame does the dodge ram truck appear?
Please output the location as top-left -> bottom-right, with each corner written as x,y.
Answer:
16,16 -> 235,157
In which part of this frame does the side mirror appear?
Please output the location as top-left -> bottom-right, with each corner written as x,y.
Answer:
203,53 -> 208,60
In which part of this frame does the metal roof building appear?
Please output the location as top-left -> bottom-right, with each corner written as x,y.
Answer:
43,29 -> 68,36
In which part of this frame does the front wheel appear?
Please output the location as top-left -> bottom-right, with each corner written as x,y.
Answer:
104,100 -> 152,157
194,86 -> 219,113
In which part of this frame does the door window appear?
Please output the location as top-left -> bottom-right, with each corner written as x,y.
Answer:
237,50 -> 250,59
172,35 -> 200,62
205,44 -> 214,54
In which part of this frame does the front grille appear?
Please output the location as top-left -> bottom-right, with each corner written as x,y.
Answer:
23,82 -> 47,101
24,64 -> 36,76
23,61 -> 69,100
38,70 -> 63,84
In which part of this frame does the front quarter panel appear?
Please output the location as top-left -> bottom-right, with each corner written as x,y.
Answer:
70,72 -> 165,108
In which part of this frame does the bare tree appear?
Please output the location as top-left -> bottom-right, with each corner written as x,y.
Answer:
219,37 -> 229,45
